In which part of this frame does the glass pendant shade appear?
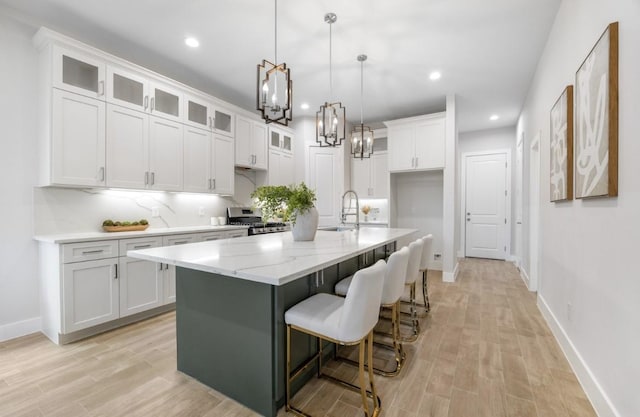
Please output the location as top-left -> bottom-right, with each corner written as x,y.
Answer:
351,124 -> 374,158
316,101 -> 346,146
257,60 -> 292,125
256,0 -> 292,126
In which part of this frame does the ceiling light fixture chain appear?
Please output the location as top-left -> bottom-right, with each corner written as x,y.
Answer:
256,0 -> 292,126
351,54 -> 374,159
316,12 -> 345,147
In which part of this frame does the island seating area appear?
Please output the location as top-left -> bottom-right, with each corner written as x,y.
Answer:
128,228 -> 417,417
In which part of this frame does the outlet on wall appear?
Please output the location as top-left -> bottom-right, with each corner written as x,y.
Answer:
198,206 -> 205,216
151,207 -> 159,217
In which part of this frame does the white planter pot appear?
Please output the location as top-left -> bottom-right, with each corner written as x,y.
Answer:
291,207 -> 319,241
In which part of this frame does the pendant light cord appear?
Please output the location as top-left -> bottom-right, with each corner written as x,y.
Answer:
329,21 -> 333,102
360,59 -> 364,124
274,0 -> 278,64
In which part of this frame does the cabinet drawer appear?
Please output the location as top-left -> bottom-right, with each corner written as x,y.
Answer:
198,232 -> 227,242
226,230 -> 248,238
119,236 -> 163,254
163,234 -> 198,246
63,241 -> 118,263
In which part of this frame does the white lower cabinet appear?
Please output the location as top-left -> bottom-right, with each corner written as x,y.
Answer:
39,228 -> 248,344
118,236 -> 164,317
62,258 -> 119,333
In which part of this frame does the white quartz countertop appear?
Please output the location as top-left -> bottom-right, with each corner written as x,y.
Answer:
127,228 -> 418,286
33,225 -> 249,244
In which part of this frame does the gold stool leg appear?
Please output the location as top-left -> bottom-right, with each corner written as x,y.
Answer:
358,336 -> 370,416
367,331 -> 381,417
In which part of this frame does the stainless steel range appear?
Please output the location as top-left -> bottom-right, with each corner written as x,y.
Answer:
227,207 -> 289,235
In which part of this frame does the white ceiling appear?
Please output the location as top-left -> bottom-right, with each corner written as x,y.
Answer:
1,0 -> 560,132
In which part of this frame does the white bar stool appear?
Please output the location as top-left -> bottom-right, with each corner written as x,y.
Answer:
417,234 -> 433,315
285,260 -> 387,417
399,238 -> 424,342
334,246 -> 410,376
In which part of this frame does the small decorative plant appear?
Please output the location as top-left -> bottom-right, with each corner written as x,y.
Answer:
251,183 -> 316,224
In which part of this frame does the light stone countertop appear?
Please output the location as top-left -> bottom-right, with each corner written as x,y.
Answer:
33,225 -> 249,244
127,228 -> 418,286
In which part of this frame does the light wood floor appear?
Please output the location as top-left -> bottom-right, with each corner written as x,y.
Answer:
0,258 -> 597,417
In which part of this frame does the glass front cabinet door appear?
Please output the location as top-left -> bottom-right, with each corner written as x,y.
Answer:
53,45 -> 106,99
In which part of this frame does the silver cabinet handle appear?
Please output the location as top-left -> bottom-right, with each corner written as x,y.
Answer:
82,249 -> 104,255
159,262 -> 163,271
145,171 -> 149,185
114,264 -> 118,279
415,157 -> 419,167
144,95 -> 149,110
212,179 -> 216,189
173,240 -> 188,245
164,263 -> 169,270
133,244 -> 151,249
209,116 -> 213,129
150,97 -> 155,111
208,179 -> 212,190
98,80 -> 104,96
98,167 -> 105,182
150,172 -> 155,185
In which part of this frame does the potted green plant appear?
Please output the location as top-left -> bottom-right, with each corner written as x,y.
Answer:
251,182 -> 319,241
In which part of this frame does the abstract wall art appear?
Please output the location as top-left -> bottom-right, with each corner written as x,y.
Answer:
574,21 -> 618,198
550,86 -> 573,201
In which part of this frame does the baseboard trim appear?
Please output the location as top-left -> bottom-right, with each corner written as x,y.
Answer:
520,267 -> 530,289
442,261 -> 459,283
537,295 -> 620,417
0,316 -> 41,343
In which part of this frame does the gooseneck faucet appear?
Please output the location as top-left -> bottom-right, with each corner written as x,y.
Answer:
341,190 -> 360,230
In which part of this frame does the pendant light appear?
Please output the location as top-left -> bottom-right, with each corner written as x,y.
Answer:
351,54 -> 374,159
257,0 -> 292,126
316,13 -> 346,146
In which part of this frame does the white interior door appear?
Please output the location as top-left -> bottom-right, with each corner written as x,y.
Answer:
465,152 -> 507,259
308,146 -> 343,227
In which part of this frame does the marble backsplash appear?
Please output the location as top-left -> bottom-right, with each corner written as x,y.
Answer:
34,170 -> 257,235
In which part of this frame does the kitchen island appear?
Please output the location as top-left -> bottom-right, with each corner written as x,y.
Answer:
127,228 -> 417,417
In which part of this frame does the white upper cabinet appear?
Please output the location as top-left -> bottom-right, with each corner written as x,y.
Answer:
213,134 -> 235,195
106,64 -> 182,123
351,152 -> 389,198
269,126 -> 293,153
183,128 -> 234,195
36,28 -> 236,194
235,115 -> 267,170
105,104 -> 183,191
266,125 -> 294,185
385,113 -> 446,172
53,45 -> 106,99
51,89 -> 106,187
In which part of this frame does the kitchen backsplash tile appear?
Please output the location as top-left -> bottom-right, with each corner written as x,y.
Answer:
33,172 -> 256,234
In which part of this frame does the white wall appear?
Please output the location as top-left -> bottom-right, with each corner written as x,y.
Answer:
457,126 -> 517,257
391,171 -> 443,270
0,13 -> 41,340
517,1 -> 640,416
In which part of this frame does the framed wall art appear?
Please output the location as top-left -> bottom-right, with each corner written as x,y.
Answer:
574,21 -> 618,198
550,85 -> 573,201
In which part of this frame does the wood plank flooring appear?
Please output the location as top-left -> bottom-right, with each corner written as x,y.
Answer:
0,258 -> 597,416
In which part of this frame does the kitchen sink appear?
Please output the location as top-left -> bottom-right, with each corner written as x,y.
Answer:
319,226 -> 356,232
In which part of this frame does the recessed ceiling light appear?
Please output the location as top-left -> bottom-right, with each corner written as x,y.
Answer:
490,114 -> 499,121
300,103 -> 310,110
185,37 -> 200,48
429,71 -> 441,81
